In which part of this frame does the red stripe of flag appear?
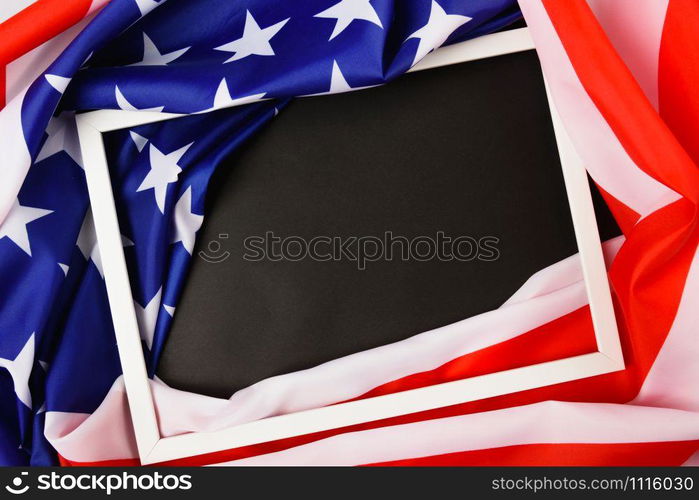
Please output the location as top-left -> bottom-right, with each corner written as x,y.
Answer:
0,0 -> 95,66
659,0 -> 699,168
542,0 -> 699,203
369,440 -> 699,467
349,306 -> 597,402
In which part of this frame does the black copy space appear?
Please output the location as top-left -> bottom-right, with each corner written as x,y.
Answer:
157,50 -> 620,398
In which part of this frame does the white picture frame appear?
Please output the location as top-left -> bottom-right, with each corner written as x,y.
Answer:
76,27 -> 624,465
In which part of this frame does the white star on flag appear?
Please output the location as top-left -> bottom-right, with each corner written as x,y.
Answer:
44,74 -> 71,94
130,131 -> 149,152
80,51 -> 94,68
0,333 -> 35,408
35,112 -> 83,167
134,0 -> 161,17
58,263 -> 69,276
215,10 -> 289,63
135,287 -> 162,349
130,33 -> 190,66
196,78 -> 266,114
172,187 -> 203,255
314,0 -> 383,41
77,209 -> 134,278
115,85 -> 165,112
0,199 -> 53,257
305,60 -> 373,96
326,60 -> 354,93
406,0 -> 471,66
137,142 -> 193,213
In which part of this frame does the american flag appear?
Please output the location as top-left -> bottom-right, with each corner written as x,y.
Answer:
0,0 -> 697,466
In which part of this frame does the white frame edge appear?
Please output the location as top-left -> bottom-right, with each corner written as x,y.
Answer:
77,27 -> 624,465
